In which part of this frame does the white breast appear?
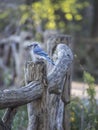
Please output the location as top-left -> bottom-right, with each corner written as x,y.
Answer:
30,50 -> 36,62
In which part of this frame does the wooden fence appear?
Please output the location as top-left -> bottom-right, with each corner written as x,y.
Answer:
0,33 -> 73,130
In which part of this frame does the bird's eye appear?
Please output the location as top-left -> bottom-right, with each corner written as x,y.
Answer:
34,44 -> 37,47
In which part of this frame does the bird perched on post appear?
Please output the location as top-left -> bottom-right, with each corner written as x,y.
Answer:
26,42 -> 55,65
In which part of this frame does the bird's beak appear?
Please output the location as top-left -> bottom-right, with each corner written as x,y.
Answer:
25,44 -> 33,50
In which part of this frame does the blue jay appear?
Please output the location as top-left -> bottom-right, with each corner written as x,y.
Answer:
27,42 -> 55,65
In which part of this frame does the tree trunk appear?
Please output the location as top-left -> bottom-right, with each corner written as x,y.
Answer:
91,0 -> 98,37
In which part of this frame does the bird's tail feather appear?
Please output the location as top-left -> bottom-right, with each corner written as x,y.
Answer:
46,56 -> 55,65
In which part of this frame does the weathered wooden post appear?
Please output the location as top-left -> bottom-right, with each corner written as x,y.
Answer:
46,34 -> 72,130
25,61 -> 48,130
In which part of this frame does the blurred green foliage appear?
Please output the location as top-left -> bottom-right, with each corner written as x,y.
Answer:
19,0 -> 89,32
70,72 -> 98,130
0,106 -> 28,130
3,70 -> 13,86
0,0 -> 89,33
12,106 -> 28,130
0,11 -> 9,31
0,7 -> 21,34
84,71 -> 96,101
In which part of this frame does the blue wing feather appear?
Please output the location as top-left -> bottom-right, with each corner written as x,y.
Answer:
33,45 -> 55,65
34,46 -> 48,57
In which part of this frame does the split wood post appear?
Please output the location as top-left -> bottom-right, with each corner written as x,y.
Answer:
25,61 -> 48,130
46,34 -> 72,130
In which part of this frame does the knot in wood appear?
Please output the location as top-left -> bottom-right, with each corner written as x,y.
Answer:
56,44 -> 73,61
